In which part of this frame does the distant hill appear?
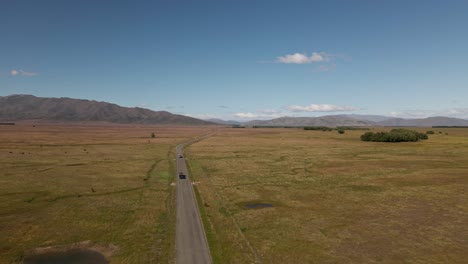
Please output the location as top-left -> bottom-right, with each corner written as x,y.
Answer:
0,94 -> 214,125
205,118 -> 242,125
240,115 -> 468,127
340,114 -> 394,122
244,115 -> 375,127
377,116 -> 468,127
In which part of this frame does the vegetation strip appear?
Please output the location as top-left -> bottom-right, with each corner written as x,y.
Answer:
361,128 -> 429,142
186,127 -> 468,263
186,138 -> 261,264
0,124 -> 214,263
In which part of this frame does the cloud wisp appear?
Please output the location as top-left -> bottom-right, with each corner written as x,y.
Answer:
234,112 -> 258,119
10,69 -> 38,76
231,104 -> 359,120
234,109 -> 286,120
389,108 -> 468,120
277,52 -> 329,64
287,104 -> 357,112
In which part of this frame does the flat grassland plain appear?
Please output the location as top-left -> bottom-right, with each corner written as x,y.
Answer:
0,124 -> 213,263
187,127 -> 468,263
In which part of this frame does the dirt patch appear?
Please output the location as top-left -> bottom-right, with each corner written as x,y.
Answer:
23,241 -> 117,264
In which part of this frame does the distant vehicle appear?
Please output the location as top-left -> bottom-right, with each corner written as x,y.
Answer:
178,154 -> 183,158
179,173 -> 186,179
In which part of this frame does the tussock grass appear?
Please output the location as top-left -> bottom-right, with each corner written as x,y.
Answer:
0,124 -> 212,263
187,127 -> 468,263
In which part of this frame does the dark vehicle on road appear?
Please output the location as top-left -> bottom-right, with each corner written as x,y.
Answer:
178,173 -> 186,179
178,154 -> 183,158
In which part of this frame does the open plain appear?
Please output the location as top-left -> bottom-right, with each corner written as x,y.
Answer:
186,127 -> 468,263
1,125 -> 467,263
3,2 -> 468,263
0,124 -> 213,263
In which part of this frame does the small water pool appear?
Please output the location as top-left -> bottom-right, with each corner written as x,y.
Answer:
23,248 -> 109,264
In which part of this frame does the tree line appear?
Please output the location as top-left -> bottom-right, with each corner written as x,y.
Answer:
361,129 -> 428,142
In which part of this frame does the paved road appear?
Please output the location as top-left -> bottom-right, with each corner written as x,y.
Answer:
175,143 -> 212,264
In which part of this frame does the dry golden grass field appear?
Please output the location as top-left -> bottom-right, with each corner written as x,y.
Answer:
0,124 -> 213,263
187,127 -> 468,264
1,125 -> 467,264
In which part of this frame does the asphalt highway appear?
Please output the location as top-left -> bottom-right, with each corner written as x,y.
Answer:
175,144 -> 212,264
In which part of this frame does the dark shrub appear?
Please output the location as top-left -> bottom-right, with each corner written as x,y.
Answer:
304,126 -> 332,131
361,129 -> 428,142
360,132 -> 374,141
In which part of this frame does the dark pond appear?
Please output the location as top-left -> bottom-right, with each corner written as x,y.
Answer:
245,203 -> 273,209
23,248 -> 109,264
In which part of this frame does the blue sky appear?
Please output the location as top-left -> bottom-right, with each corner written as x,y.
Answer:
1,0 -> 468,120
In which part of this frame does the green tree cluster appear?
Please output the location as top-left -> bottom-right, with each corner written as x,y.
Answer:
361,129 -> 428,142
304,126 -> 332,131
336,126 -> 369,131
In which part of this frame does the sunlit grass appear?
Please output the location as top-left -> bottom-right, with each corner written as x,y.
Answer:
187,127 -> 468,263
0,124 -> 211,263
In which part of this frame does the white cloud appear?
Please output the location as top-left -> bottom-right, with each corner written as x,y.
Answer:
445,108 -> 468,119
277,52 -> 328,64
233,110 -> 289,120
10,69 -> 38,76
287,104 -> 357,112
389,111 -> 402,117
445,109 -> 467,116
388,108 -> 468,119
234,112 -> 258,119
309,52 -> 324,62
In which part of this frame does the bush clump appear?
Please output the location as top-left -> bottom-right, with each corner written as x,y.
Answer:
336,126 -> 370,131
426,130 -> 435,134
304,126 -> 332,131
338,129 -> 345,134
361,129 -> 428,142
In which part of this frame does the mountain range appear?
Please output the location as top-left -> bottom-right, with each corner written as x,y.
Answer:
243,116 -> 374,127
209,114 -> 468,127
376,116 -> 468,127
2,94 -> 467,127
205,118 -> 242,125
0,95 -> 213,125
